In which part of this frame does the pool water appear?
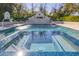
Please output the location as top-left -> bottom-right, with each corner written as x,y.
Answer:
0,24 -> 79,56
24,24 -> 58,31
30,43 -> 57,52
24,31 -> 79,52
58,26 -> 79,40
0,27 -> 17,39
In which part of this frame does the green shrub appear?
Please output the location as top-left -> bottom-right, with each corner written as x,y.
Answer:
13,14 -> 34,21
63,16 -> 79,22
13,15 -> 28,21
49,15 -> 79,22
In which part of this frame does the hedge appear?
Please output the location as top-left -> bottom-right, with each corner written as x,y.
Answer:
63,16 -> 79,22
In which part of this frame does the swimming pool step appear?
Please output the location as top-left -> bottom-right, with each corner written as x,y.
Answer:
54,35 -> 77,52
52,36 -> 63,52
30,43 -> 57,52
5,44 -> 17,52
0,31 -> 20,49
17,34 -> 31,49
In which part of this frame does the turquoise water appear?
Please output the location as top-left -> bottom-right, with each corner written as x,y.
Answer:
0,27 -> 17,39
25,24 -> 59,31
30,43 -> 58,52
58,26 -> 79,40
25,24 -> 79,40
0,24 -> 79,56
22,25 -> 79,52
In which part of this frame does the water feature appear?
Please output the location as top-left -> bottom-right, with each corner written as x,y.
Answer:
1,11 -> 13,30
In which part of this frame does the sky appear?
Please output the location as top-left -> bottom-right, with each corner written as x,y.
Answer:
23,3 -> 64,12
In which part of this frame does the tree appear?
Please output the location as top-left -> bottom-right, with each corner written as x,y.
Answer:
39,4 -> 44,12
0,3 -> 15,21
43,3 -> 47,15
62,3 -> 78,16
31,3 -> 34,13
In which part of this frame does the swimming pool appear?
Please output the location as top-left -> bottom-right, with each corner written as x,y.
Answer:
0,24 -> 79,56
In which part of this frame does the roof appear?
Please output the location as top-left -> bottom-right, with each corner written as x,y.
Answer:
27,11 -> 50,24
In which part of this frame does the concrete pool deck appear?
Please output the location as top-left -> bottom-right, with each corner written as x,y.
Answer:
57,22 -> 79,31
0,22 -> 79,31
18,21 -> 79,31
0,24 -> 23,31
